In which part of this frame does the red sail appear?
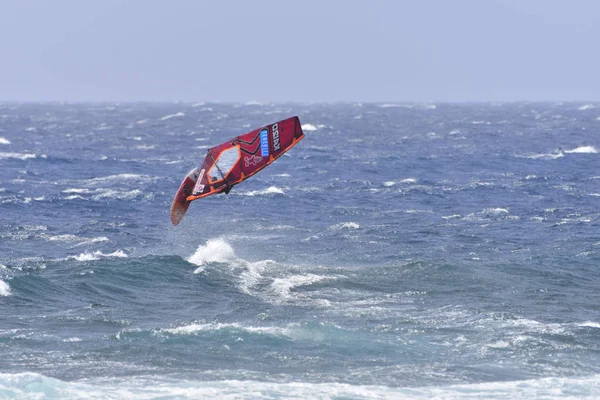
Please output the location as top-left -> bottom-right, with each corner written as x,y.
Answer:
170,116 -> 304,225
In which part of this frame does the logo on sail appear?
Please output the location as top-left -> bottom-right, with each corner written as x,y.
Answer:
260,129 -> 269,157
272,123 -> 280,152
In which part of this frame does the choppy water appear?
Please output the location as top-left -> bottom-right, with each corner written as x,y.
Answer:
1,102 -> 600,399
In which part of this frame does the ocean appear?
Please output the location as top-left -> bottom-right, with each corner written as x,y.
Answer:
1,102 -> 599,399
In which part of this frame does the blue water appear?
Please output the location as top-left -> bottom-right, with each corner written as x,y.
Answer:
1,102 -> 600,399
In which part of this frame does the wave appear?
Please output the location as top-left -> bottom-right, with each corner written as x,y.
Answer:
0,152 -> 41,160
578,104 -> 596,110
187,238 -> 337,306
0,279 -> 10,296
328,222 -> 360,231
43,234 -> 109,247
383,178 -> 417,187
522,151 -> 564,160
1,372 -> 598,399
187,238 -> 236,270
378,103 -> 436,110
271,274 -> 338,301
0,137 -> 10,145
242,186 -> 285,196
88,173 -> 157,183
565,145 -> 597,154
160,112 -> 185,121
301,123 -> 326,132
160,321 -> 292,338
69,250 -> 127,262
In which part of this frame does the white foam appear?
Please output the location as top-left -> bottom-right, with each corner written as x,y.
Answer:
579,104 -> 596,110
188,238 -> 236,271
384,178 -> 416,187
3,372 -> 598,400
70,250 -> 127,262
271,274 -> 336,300
0,137 -> 10,145
44,234 -> 109,246
301,123 -> 326,132
134,144 -> 156,150
135,119 -> 148,124
0,152 -> 37,160
0,279 -> 10,296
524,151 -> 564,160
442,214 -> 462,220
161,322 -> 291,337
579,321 -> 600,329
160,112 -> 185,121
328,222 -> 360,230
89,173 -> 154,183
244,186 -> 285,196
482,208 -> 509,215
378,103 -> 405,108
62,188 -> 91,194
565,145 -> 597,154
92,189 -> 143,200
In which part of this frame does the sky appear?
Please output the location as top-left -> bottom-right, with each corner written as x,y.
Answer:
1,0 -> 599,102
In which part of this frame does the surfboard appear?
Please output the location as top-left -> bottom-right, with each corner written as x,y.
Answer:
170,116 -> 304,225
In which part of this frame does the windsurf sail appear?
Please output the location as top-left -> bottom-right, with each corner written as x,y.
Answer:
170,116 -> 304,225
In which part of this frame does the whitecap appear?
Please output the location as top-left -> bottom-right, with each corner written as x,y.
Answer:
328,222 -> 360,230
45,234 -> 109,246
160,112 -> 185,121
271,274 -> 336,300
134,144 -> 156,150
243,186 -> 285,196
383,178 -> 416,187
0,152 -> 37,160
579,104 -> 596,110
65,195 -> 85,200
0,279 -> 10,296
188,238 -> 236,269
161,322 -> 291,337
70,250 -> 127,262
1,372 -> 600,400
301,123 -> 319,132
565,145 -> 597,154
89,173 -> 155,183
482,208 -> 509,215
62,188 -> 91,194
579,321 -> 600,329
0,137 -> 10,145
378,103 -> 404,108
92,189 -> 143,200
523,151 -> 564,160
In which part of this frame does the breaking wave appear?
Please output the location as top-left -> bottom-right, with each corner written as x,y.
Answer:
0,279 -> 10,296
0,152 -> 39,160
565,145 -> 597,154
1,372 -> 598,400
69,250 -> 128,262
160,112 -> 185,121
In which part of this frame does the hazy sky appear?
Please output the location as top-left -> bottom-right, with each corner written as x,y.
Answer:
1,0 -> 599,102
